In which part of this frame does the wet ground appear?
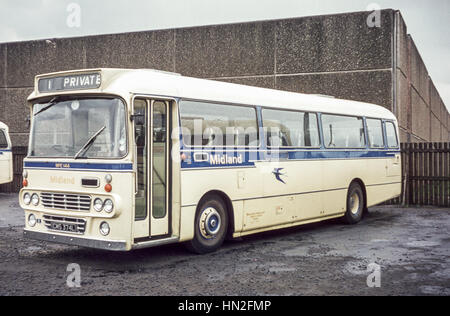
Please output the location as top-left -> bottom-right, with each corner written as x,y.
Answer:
0,193 -> 449,296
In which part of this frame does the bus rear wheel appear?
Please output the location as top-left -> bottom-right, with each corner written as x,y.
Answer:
187,196 -> 228,254
343,183 -> 365,225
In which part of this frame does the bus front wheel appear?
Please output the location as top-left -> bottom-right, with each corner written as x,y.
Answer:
187,196 -> 228,254
343,183 -> 365,225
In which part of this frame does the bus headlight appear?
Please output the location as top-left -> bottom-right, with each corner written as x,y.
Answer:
99,222 -> 110,236
31,194 -> 40,206
103,199 -> 114,213
94,198 -> 103,212
23,193 -> 31,205
28,214 -> 37,227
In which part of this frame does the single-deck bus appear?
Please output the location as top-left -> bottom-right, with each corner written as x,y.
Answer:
20,69 -> 401,253
0,121 -> 13,185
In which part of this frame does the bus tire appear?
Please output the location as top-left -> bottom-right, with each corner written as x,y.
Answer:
187,196 -> 228,254
343,182 -> 365,225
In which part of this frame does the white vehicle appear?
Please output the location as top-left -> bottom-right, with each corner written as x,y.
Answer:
21,69 -> 401,253
0,121 -> 13,185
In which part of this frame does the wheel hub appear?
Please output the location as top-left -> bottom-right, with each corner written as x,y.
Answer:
199,207 -> 221,239
350,193 -> 360,215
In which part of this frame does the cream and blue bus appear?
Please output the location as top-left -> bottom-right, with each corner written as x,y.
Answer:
20,69 -> 401,253
0,121 -> 13,185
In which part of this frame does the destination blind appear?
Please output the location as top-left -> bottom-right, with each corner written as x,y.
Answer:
38,73 -> 101,92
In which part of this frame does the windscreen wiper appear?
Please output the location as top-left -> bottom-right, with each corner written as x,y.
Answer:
74,126 -> 106,159
33,97 -> 59,117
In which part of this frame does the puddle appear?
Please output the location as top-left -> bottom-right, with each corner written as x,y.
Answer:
406,241 -> 440,248
18,246 -> 43,256
282,246 -> 309,257
268,267 -> 296,273
370,239 -> 391,243
343,260 -> 373,276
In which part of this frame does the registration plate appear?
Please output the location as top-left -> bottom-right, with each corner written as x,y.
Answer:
51,222 -> 78,233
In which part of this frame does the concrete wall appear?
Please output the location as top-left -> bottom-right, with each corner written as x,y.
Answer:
0,9 -> 448,147
209,10 -> 394,112
394,12 -> 450,142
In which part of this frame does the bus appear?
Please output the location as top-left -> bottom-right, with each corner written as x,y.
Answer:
20,68 -> 401,254
0,121 -> 13,185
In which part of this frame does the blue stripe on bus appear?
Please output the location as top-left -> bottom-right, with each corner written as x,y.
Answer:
22,150 -> 400,170
24,161 -> 133,171
181,149 -> 400,169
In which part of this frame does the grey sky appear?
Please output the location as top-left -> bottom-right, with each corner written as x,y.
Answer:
1,0 -> 449,110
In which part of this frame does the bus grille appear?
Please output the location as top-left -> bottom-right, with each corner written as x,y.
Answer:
41,192 -> 91,211
43,215 -> 87,235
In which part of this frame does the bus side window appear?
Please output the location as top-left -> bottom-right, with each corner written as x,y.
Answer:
266,130 -> 286,147
180,101 -> 259,147
134,100 -> 147,147
303,113 -> 318,147
262,109 -> 320,148
0,130 -> 8,149
322,115 -> 366,149
366,118 -> 384,148
385,121 -> 399,148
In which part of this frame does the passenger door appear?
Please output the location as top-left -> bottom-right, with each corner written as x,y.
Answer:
150,100 -> 170,236
0,129 -> 12,184
133,98 -> 171,239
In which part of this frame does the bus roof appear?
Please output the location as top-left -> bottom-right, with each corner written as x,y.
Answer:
29,68 -> 397,120
0,121 -> 8,130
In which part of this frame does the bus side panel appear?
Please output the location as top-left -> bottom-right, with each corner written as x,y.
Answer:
242,196 -> 293,232
241,192 -> 324,232
321,157 -> 401,212
366,183 -> 401,207
179,205 -> 196,242
241,160 -> 324,232
321,158 -> 370,215
386,155 -> 402,177
180,166 -> 264,237
260,160 -> 323,198
367,156 -> 402,207
180,155 -> 401,239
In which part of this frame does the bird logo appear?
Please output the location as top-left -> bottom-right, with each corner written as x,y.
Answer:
272,168 -> 287,184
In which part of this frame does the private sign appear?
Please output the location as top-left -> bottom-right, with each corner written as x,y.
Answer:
38,73 -> 101,92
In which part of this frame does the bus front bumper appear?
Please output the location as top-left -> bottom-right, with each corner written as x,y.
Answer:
23,230 -> 128,251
